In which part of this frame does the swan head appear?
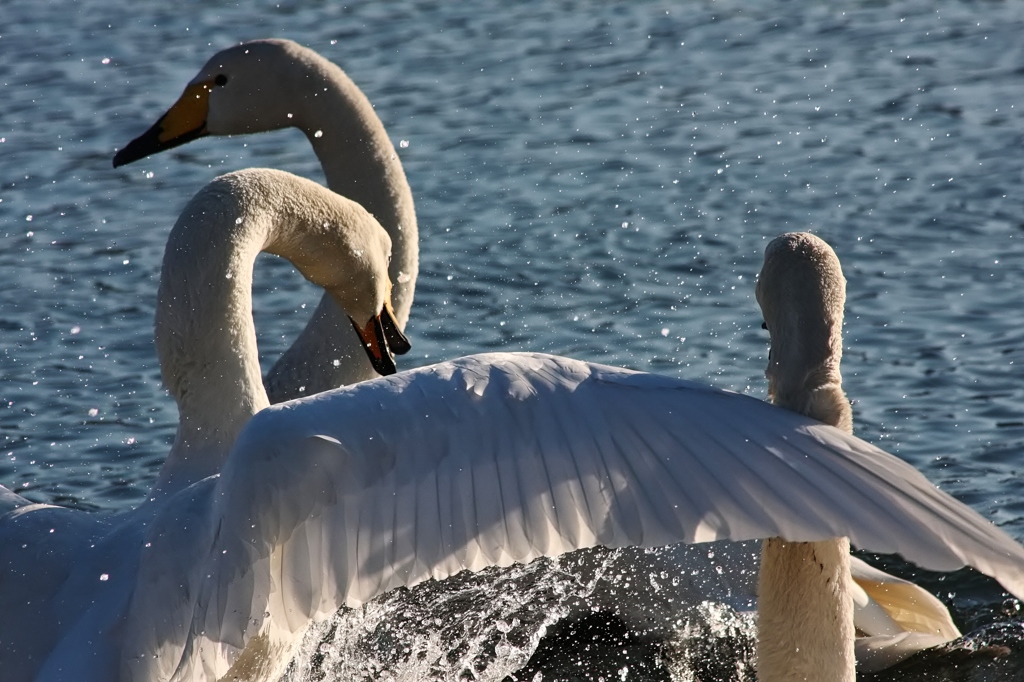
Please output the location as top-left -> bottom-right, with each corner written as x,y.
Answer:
113,39 -> 319,167
264,182 -> 411,375
756,232 -> 847,414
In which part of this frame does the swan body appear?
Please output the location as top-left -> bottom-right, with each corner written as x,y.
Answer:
0,168 -> 404,681
114,38 -> 417,401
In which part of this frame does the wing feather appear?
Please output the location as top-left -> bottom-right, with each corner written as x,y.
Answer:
132,352 -> 1024,677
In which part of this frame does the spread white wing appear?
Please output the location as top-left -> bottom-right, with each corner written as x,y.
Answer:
124,352 -> 1024,680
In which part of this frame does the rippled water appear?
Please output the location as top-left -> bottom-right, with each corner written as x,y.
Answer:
3,0 -> 1024,679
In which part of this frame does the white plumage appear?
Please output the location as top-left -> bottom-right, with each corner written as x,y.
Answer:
117,351 -> 1024,680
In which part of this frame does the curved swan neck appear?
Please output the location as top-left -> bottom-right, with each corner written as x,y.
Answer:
154,187 -> 272,493
286,46 -> 417,323
154,169 -> 389,493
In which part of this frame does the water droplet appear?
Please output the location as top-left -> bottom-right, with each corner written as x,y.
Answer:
70,326 -> 81,335
314,130 -> 323,138
25,215 -> 33,222
235,217 -> 243,225
397,271 -> 411,283
99,573 -> 109,581
101,57 -> 111,65
88,408 -> 99,417
399,139 -> 409,148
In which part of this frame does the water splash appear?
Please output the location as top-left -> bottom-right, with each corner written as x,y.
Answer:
284,545 -> 760,681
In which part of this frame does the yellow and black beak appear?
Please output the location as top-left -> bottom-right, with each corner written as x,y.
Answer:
350,300 -> 411,376
112,80 -> 215,167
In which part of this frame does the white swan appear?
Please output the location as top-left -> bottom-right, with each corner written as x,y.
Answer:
754,233 -> 958,679
6,209 -> 1022,681
113,38 -> 417,403
0,168 -> 407,681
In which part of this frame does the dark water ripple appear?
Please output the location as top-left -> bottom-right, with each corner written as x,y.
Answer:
3,0 -> 1024,678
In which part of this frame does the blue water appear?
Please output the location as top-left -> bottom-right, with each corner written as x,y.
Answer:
3,0 -> 1024,679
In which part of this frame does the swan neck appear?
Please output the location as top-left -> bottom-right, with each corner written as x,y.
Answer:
766,315 -> 852,433
296,65 -> 417,323
768,363 -> 852,434
153,170 -> 388,493
155,205 -> 273,493
757,537 -> 856,682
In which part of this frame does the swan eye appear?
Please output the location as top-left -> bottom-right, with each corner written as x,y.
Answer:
214,74 -> 228,86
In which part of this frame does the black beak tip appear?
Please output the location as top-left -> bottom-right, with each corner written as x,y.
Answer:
380,308 -> 412,355
389,331 -> 412,356
371,352 -> 398,376
349,316 -> 400,376
112,123 -> 208,168
112,126 -> 162,168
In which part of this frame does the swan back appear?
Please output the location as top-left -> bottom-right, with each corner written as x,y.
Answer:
756,232 -> 851,432
155,168 -> 393,492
